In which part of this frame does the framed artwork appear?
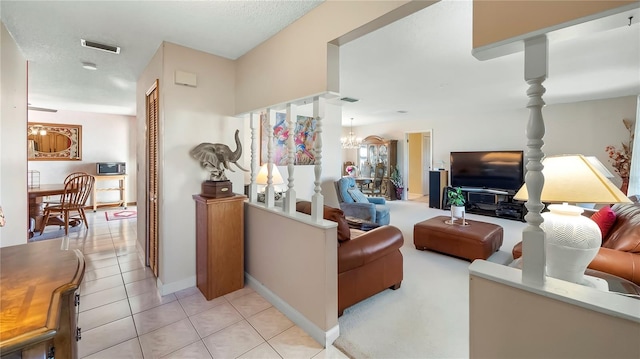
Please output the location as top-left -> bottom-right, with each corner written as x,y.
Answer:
27,122 -> 82,161
260,112 -> 318,165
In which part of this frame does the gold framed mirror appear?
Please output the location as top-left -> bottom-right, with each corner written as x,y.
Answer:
27,122 -> 82,161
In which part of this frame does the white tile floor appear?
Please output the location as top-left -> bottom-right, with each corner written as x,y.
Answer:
40,207 -> 348,359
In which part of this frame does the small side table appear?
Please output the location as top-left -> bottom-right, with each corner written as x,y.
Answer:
192,194 -> 246,300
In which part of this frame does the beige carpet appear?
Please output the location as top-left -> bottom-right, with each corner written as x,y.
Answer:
333,200 -> 526,358
408,194 -> 429,203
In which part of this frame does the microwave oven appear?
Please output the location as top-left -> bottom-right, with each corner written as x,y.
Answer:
96,162 -> 126,175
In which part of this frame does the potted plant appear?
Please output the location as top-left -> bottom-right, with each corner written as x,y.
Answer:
447,187 -> 466,220
390,166 -> 404,200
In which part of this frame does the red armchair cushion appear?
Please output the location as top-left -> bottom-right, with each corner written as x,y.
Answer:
590,206 -> 617,239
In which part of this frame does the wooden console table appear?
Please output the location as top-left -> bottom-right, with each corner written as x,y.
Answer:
92,174 -> 127,212
0,239 -> 85,358
193,194 -> 246,300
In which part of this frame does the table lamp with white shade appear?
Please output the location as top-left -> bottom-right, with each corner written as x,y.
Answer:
514,154 -> 631,287
256,163 -> 285,202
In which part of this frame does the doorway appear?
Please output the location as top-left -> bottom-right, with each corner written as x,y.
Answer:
404,130 -> 432,201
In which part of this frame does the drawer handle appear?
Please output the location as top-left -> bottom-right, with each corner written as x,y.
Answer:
76,327 -> 82,341
47,346 -> 55,359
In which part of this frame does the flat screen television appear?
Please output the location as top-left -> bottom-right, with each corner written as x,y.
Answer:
450,150 -> 524,193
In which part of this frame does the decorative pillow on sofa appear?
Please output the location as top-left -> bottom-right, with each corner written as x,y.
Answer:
590,205 -> 616,239
347,188 -> 370,204
296,200 -> 351,242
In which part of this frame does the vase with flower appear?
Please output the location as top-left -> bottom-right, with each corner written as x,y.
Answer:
345,165 -> 357,177
605,118 -> 634,195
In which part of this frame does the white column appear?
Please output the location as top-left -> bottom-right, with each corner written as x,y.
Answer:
311,96 -> 324,223
248,112 -> 258,203
284,103 -> 297,214
521,35 -> 548,286
265,109 -> 276,208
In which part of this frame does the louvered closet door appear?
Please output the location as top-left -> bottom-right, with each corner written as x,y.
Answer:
146,80 -> 159,277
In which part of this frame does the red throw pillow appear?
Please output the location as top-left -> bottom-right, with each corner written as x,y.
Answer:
590,206 -> 616,239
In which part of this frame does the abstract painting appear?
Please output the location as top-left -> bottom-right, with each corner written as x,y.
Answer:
261,112 -> 317,165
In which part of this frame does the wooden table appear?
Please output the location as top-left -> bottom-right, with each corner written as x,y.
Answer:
28,184 -> 65,238
0,239 -> 85,358
354,177 -> 373,191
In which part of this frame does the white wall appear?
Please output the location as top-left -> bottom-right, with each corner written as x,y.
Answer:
351,95 -> 637,189
27,110 -> 136,204
0,21 -> 28,247
469,261 -> 640,358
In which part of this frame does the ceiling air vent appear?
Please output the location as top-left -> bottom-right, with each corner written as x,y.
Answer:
81,39 -> 121,54
340,97 -> 359,103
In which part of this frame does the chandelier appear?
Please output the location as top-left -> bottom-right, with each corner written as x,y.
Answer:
341,118 -> 362,149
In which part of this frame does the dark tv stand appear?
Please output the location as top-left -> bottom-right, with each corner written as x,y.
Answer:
442,187 -> 526,221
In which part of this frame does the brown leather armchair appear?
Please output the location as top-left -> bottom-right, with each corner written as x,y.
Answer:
513,201 -> 640,285
296,201 -> 403,316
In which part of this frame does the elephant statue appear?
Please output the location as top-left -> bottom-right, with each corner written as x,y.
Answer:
190,129 -> 248,181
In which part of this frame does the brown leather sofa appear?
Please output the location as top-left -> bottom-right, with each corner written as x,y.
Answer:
296,201 -> 403,316
513,201 -> 640,285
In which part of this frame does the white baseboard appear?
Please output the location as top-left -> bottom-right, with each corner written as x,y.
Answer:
245,273 -> 339,347
157,275 -> 196,296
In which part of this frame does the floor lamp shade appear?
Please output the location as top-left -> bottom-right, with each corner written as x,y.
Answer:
514,154 -> 631,285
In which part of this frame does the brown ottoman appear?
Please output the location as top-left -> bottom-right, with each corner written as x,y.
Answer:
414,216 -> 503,261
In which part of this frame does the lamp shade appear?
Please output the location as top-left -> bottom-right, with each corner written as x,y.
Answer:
585,156 -> 614,178
513,154 -> 631,204
256,163 -> 284,186
515,154 -> 631,287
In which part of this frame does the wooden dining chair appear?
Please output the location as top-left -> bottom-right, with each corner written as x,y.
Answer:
42,172 -> 88,207
362,163 -> 385,197
39,173 -> 95,235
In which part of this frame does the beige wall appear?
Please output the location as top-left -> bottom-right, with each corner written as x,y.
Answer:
0,21 -> 28,247
472,0 -> 637,49
245,203 -> 338,346
136,42 -> 163,271
235,0 -> 437,115
136,42 -> 242,293
469,261 -> 640,358
408,133 -> 422,194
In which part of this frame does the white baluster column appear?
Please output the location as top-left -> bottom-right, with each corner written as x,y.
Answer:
521,35 -> 548,285
265,109 -> 276,208
311,96 -> 324,223
248,112 -> 259,203
284,103 -> 297,214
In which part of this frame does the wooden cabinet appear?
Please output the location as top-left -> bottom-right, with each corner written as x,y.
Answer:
0,239 -> 85,358
358,135 -> 398,199
193,194 -> 246,300
92,175 -> 127,211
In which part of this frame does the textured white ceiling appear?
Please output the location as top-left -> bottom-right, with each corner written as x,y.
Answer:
1,0 -> 638,125
1,0 -> 323,115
